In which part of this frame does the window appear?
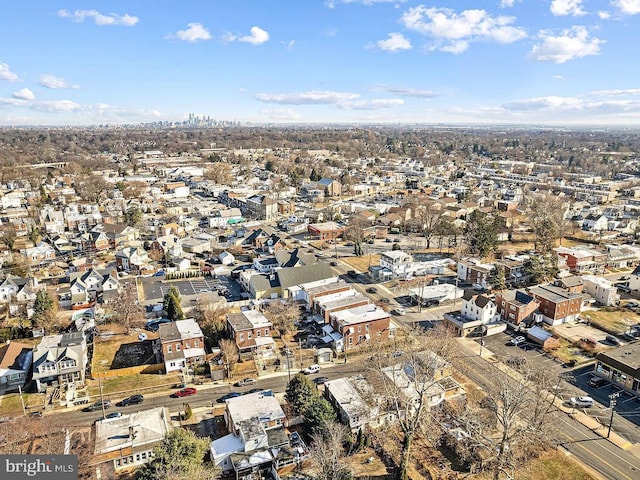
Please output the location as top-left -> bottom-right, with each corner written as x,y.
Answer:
170,362 -> 175,367
358,335 -> 362,342
248,332 -> 252,339
167,345 -> 172,353
194,340 -> 199,347
257,330 -> 261,337
176,344 -> 181,351
185,342 -> 190,349
348,337 -> 353,345
365,324 -> 369,331
240,334 -> 244,341
265,328 -> 269,336
358,326 -> 361,333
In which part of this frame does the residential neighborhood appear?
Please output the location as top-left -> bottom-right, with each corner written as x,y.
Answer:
3,126 -> 640,480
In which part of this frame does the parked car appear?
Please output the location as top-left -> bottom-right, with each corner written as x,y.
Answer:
117,395 -> 144,407
394,307 -> 407,316
379,297 -> 390,304
313,376 -> 329,385
588,377 -> 608,388
245,388 -> 265,395
303,364 -> 320,375
234,378 -> 257,387
605,335 -> 621,346
330,261 -> 338,267
171,387 -> 197,398
105,411 -> 122,419
366,287 -> 378,294
217,392 -> 241,403
570,396 -> 594,408
509,336 -> 526,346
83,400 -> 112,412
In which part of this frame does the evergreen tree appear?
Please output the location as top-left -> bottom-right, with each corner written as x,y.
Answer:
285,373 -> 317,415
164,286 -> 184,321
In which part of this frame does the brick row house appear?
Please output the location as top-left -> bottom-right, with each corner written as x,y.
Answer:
226,310 -> 275,357
156,319 -> 206,373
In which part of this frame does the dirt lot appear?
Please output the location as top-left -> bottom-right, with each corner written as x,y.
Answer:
341,255 -> 380,273
470,451 -> 595,479
579,306 -> 640,336
92,324 -> 159,373
345,447 -> 393,479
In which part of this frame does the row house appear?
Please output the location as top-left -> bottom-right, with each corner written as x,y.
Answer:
156,318 -> 206,373
556,246 -> 607,275
227,310 -> 274,356
457,257 -> 494,288
314,289 -> 370,324
77,230 -> 110,253
245,194 -> 278,221
494,255 -> 527,285
605,244 -> 639,269
0,341 -> 32,393
326,304 -> 391,353
32,331 -> 88,392
97,223 -> 140,249
211,391 -> 295,478
527,284 -> 583,326
22,243 -> 56,265
495,290 -> 539,328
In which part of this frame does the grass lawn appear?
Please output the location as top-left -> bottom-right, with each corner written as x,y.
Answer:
87,372 -> 182,398
341,255 -> 380,273
580,308 -> 640,335
471,451 -> 595,479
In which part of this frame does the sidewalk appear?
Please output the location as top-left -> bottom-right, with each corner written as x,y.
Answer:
457,338 -> 638,455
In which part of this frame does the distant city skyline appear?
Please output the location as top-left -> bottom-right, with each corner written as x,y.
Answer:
1,1 -> 640,126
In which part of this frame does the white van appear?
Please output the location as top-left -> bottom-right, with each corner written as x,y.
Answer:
303,364 -> 320,375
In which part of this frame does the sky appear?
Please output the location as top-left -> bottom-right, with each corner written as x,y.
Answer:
1,1 -> 640,126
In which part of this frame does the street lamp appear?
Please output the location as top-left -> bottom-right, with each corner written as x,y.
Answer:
607,392 -> 620,438
479,325 -> 488,358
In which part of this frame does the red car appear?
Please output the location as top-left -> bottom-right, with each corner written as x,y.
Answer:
171,387 -> 197,398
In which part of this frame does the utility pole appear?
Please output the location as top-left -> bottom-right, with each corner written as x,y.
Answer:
18,384 -> 26,416
98,375 -> 106,419
608,392 -> 620,438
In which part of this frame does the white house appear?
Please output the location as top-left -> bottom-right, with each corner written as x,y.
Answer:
219,251 -> 236,266
582,275 -> 619,306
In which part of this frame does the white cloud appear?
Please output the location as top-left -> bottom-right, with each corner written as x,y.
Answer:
589,88 -> 640,96
340,98 -> 404,110
0,95 -> 162,122
501,94 -> 640,121
255,90 -> 360,105
500,0 -> 520,7
598,10 -> 612,18
378,86 -> 439,98
400,6 -> 527,53
239,26 -> 270,45
530,26 -> 603,64
376,33 -> 412,51
168,23 -> 212,42
612,0 -> 640,15
12,88 -> 35,101
39,74 -> 79,89
553,74 -> 564,80
57,9 -> 138,26
550,0 -> 586,16
0,62 -> 20,82
281,40 -> 296,50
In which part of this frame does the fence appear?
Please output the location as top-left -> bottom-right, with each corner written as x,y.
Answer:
93,363 -> 165,380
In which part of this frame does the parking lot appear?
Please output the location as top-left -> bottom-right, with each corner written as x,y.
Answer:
480,331 -> 640,444
140,274 -> 245,303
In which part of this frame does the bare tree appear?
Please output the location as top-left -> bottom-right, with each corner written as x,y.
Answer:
525,193 -> 567,254
364,324 -> 456,480
107,282 -> 145,334
193,302 -> 229,349
345,218 -> 370,257
262,301 -> 300,339
204,164 -> 233,185
219,338 -> 239,379
308,420 -> 354,480
455,364 -> 560,480
73,175 -> 112,204
414,199 -> 443,250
